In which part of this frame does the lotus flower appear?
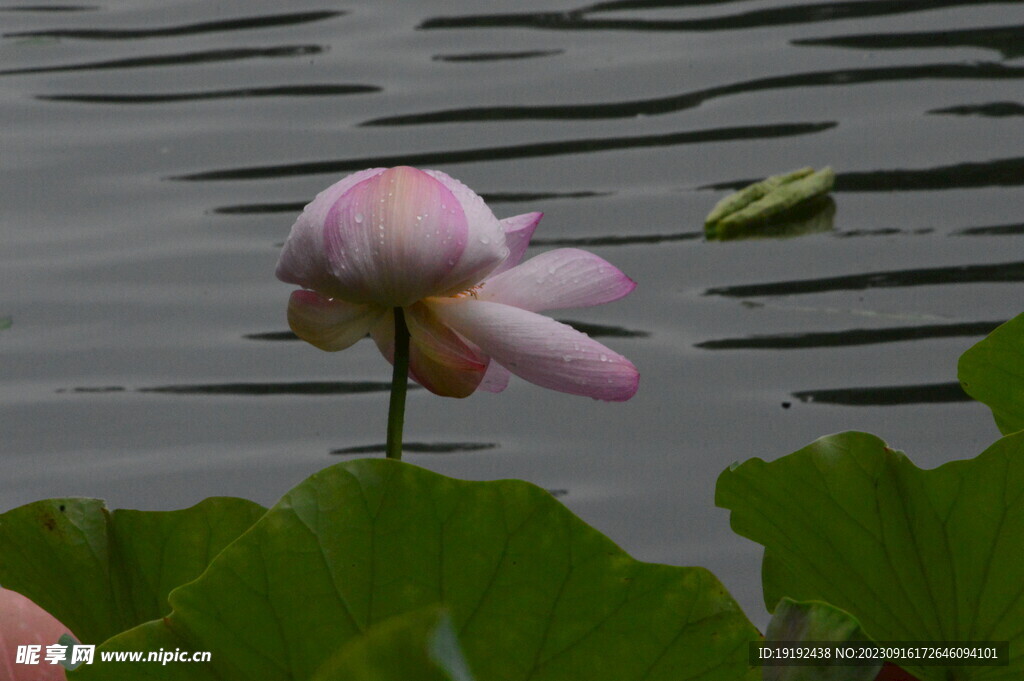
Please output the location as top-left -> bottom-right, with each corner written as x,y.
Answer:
0,587 -> 72,680
276,166 -> 638,401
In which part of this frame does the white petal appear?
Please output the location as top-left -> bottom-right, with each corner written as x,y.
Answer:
423,169 -> 510,294
489,212 -> 543,277
276,168 -> 385,299
324,167 -> 468,306
287,291 -> 383,351
479,248 -> 636,311
430,299 -> 639,401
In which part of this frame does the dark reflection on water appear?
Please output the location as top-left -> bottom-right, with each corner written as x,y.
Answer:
58,386 -> 125,394
793,382 -> 969,406
41,85 -> 379,105
433,50 -> 563,62
3,10 -> 343,40
954,222 -> 1024,236
836,227 -> 932,239
557,320 -> 650,338
216,192 -> 607,216
930,102 -> 1024,118
705,157 -> 1024,193
216,202 -> 306,216
362,63 -> 1024,126
244,320 -> 647,343
0,45 -> 322,77
706,261 -> 1024,298
0,5 -> 96,11
244,331 -> 298,341
137,382 -> 406,396
531,231 -> 702,247
481,191 -> 612,204
420,0 -> 1017,33
793,23 -> 1024,59
174,122 -> 836,181
837,158 -> 1024,191
331,442 -> 498,455
697,320 -> 1004,351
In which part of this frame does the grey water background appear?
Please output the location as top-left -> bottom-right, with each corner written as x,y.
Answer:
2,0 -> 1022,626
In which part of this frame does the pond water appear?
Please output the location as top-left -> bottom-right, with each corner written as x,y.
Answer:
2,0 -> 1022,626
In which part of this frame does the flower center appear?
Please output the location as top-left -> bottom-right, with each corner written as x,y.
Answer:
452,284 -> 483,299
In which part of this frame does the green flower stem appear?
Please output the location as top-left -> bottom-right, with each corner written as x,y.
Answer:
386,307 -> 410,460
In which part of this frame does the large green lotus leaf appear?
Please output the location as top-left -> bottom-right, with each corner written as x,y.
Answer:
75,458 -> 759,681
0,497 -> 266,644
312,606 -> 474,681
959,312 -> 1024,435
716,431 -> 1024,681
762,598 -> 881,681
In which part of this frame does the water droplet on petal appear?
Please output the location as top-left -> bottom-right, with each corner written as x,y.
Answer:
353,212 -> 364,223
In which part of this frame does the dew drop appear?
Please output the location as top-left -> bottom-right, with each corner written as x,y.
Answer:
353,212 -> 364,223
599,354 -> 608,362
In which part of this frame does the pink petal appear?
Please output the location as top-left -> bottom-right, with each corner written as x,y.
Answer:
429,299 -> 639,401
489,212 -> 543,277
423,170 -> 510,295
478,361 -> 511,393
276,168 -> 386,299
0,587 -> 73,681
287,290 -> 383,351
371,306 -> 487,398
324,167 -> 468,306
478,248 -> 636,312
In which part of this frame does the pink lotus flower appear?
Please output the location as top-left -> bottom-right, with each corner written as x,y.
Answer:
0,587 -> 72,680
276,166 -> 638,400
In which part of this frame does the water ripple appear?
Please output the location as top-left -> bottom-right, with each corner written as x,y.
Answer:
243,320 -> 647,342
793,382 -> 969,406
39,84 -> 379,104
4,10 -> 344,40
362,62 -> 1024,126
704,157 -> 1024,193
173,122 -> 836,181
419,0 -> 1017,33
793,23 -> 1024,59
531,230 -> 702,247
481,191 -> 612,204
706,261 -> 1024,298
0,45 -> 322,76
556,320 -> 650,338
214,191 -> 607,216
0,5 -> 96,11
331,442 -> 497,455
696,320 -> 1005,350
215,202 -> 306,216
433,49 -> 563,62
243,331 -> 298,341
137,381 -> 404,396
954,222 -> 1024,236
929,102 -> 1024,117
